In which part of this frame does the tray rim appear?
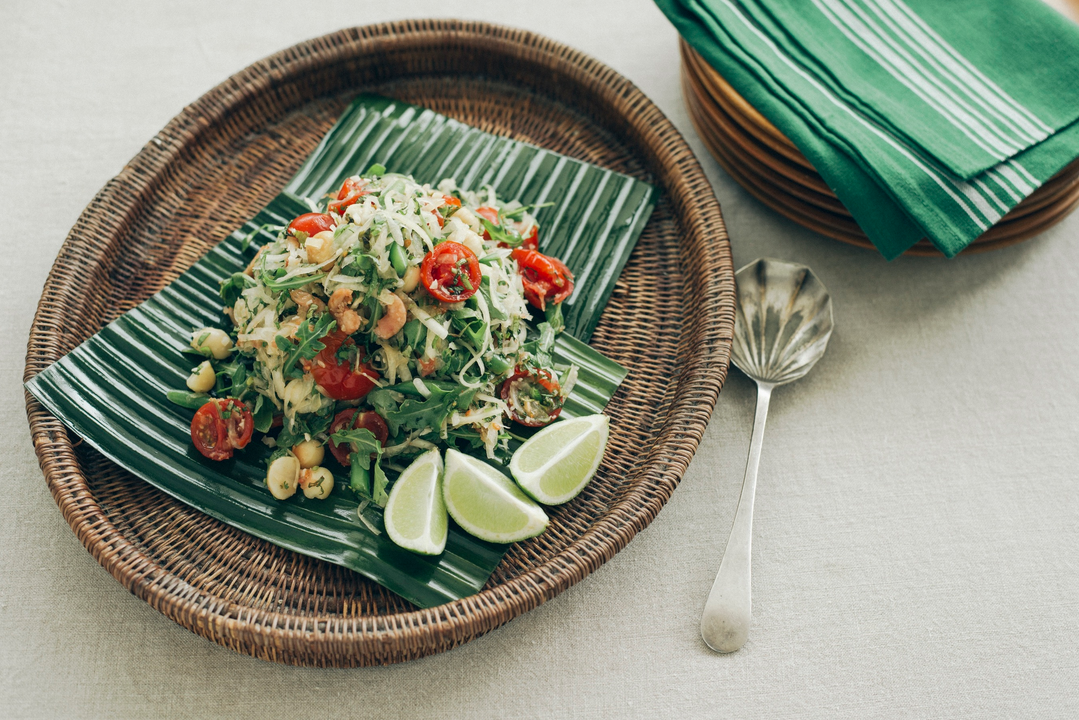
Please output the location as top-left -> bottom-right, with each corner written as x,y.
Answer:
23,19 -> 735,665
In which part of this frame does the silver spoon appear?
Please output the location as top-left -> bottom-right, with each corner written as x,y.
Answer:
701,258 -> 834,653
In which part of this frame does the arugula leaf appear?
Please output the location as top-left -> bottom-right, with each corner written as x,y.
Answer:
330,427 -> 384,462
347,461 -> 388,506
339,249 -> 377,278
446,426 -> 486,452
276,404 -> 334,448
277,313 -> 336,380
545,301 -> 565,335
447,427 -> 513,465
331,427 -> 391,506
402,318 -> 426,354
500,202 -> 554,221
439,346 -> 468,377
371,463 -> 390,507
450,307 -> 486,349
479,217 -> 523,248
214,359 -> 248,396
240,222 -> 284,252
480,276 -> 508,321
219,272 -> 256,306
521,322 -> 556,368
367,381 -> 479,436
252,394 -> 274,434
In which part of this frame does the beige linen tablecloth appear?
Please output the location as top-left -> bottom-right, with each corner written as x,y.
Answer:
2,1 -> 1078,718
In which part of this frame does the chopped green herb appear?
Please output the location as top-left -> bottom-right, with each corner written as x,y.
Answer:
277,313 -> 336,380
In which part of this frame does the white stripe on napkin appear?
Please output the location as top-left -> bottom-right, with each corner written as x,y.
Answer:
817,0 -> 1021,159
987,171 -> 1023,203
843,0 -> 1031,154
709,0 -> 997,228
871,0 -> 1053,139
817,0 -> 1042,203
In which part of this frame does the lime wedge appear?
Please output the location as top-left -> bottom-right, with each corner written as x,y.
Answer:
509,414 -> 610,505
442,448 -> 548,543
384,449 -> 448,556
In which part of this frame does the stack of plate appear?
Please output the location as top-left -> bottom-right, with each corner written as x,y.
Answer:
680,40 -> 1079,256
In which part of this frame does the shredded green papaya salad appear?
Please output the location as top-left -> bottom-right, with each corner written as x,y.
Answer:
171,164 -> 578,509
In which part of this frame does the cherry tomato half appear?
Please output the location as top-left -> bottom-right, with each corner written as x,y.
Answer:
328,178 -> 371,214
475,205 -> 499,227
420,241 -> 482,303
288,213 -> 335,237
519,225 -> 539,251
328,409 -> 389,466
308,331 -> 379,401
510,249 -> 575,311
190,398 -> 254,461
500,368 -> 564,427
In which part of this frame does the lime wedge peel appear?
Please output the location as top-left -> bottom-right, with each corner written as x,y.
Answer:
384,449 -> 448,556
509,414 -> 610,505
442,448 -> 548,543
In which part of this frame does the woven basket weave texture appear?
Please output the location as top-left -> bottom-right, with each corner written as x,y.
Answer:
24,20 -> 735,666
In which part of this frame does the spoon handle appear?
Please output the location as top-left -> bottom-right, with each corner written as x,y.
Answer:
701,381 -> 773,653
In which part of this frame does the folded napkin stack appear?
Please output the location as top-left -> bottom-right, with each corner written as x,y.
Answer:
658,0 -> 1079,258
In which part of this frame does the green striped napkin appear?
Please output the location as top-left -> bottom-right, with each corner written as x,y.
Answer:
658,0 -> 1079,258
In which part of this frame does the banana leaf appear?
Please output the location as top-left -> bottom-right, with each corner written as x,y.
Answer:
26,95 -> 652,609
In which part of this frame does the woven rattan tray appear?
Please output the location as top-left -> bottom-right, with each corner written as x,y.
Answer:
23,20 -> 734,666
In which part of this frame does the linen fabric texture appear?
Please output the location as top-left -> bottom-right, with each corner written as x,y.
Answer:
657,0 -> 1079,258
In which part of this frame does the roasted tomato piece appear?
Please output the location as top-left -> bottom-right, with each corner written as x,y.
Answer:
287,212 -> 335,237
519,224 -> 539,251
500,368 -> 565,427
420,241 -> 482,303
328,409 -> 390,466
328,177 -> 371,214
308,331 -> 379,401
191,398 -> 254,461
510,248 -> 574,311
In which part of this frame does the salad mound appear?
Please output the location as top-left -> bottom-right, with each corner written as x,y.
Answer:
176,165 -> 578,508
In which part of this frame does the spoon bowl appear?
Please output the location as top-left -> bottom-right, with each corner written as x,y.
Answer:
701,258 -> 833,653
732,258 -> 834,385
